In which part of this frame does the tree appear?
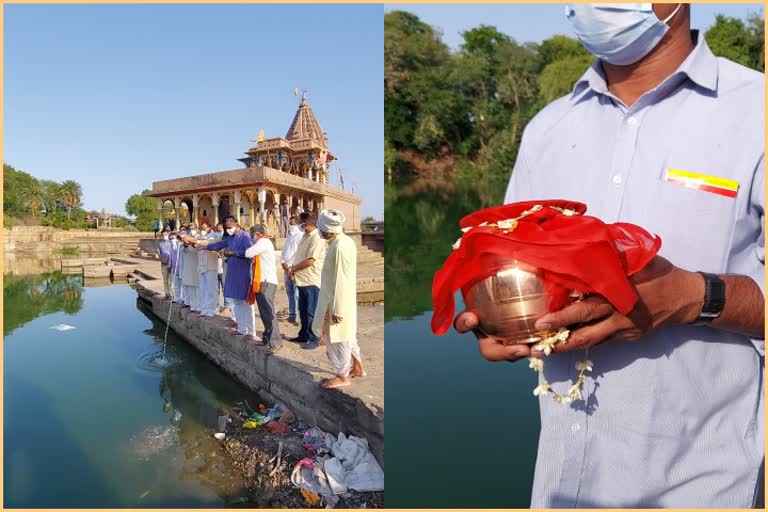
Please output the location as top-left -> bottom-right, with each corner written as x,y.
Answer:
536,54 -> 594,106
59,179 -> 83,220
40,180 -> 62,216
18,180 -> 44,219
705,13 -> 765,72
125,190 -> 157,232
534,35 -> 591,71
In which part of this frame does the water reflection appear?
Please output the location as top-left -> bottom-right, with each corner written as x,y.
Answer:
3,272 -> 84,336
384,180 -> 485,320
384,177 -> 540,508
134,299 -> 262,504
3,252 -> 64,276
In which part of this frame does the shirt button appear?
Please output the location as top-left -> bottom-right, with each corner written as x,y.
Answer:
627,116 -> 637,125
571,423 -> 581,432
612,175 -> 623,185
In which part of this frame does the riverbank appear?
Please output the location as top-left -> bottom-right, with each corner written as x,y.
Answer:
135,272 -> 384,466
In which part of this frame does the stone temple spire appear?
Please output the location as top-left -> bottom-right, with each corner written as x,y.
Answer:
285,97 -> 328,148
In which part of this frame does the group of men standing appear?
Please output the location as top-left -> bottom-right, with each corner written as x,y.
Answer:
156,208 -> 365,389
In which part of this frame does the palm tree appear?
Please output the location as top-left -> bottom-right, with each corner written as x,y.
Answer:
40,180 -> 62,215
59,180 -> 82,220
18,181 -> 44,219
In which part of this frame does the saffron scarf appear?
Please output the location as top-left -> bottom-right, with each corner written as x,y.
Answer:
248,247 -> 261,305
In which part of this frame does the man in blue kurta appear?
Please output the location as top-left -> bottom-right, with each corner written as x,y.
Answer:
454,4 -> 764,508
199,216 -> 255,336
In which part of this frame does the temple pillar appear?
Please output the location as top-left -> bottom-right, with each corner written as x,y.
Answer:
211,191 -> 219,225
232,190 -> 242,226
192,193 -> 199,224
257,187 -> 266,225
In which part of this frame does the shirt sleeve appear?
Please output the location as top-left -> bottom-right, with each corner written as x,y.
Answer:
244,239 -> 267,259
309,234 -> 325,260
206,239 -> 227,251
746,155 -> 765,354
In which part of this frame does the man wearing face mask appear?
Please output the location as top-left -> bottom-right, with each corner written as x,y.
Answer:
194,222 -> 219,318
157,228 -> 173,300
173,229 -> 186,304
198,216 -> 255,337
454,4 -> 764,508
181,222 -> 201,313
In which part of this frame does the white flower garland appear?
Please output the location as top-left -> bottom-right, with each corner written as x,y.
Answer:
529,328 -> 592,405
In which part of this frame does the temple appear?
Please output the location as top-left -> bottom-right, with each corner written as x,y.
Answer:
146,95 -> 361,234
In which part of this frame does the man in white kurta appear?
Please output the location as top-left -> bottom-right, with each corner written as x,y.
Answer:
181,223 -> 200,312
195,222 -> 220,317
312,209 -> 366,389
244,224 -> 283,352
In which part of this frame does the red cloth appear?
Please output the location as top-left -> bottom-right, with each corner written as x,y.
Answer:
431,200 -> 661,335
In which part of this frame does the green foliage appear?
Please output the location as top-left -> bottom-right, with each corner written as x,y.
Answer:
705,13 -> 765,72
3,163 -> 91,228
125,190 -> 157,232
534,35 -> 591,70
3,272 -> 84,335
536,54 -> 595,106
59,179 -> 83,220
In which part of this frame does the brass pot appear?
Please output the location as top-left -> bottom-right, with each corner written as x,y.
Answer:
462,262 -> 550,345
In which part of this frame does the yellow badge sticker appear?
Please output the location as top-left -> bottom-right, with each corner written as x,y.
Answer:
664,169 -> 739,198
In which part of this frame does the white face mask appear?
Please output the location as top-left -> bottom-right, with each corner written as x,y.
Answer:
163,235 -> 169,241
189,229 -> 197,236
226,227 -> 236,236
566,3 -> 682,66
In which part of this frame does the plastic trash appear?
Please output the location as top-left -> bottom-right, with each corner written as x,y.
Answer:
242,421 -> 259,429
301,488 -> 321,506
267,402 -> 289,418
268,421 -> 289,435
248,412 -> 270,424
217,415 -> 229,432
303,427 -> 334,454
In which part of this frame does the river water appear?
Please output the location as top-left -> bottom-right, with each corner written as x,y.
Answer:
384,181 -> 540,508
4,258 -> 264,507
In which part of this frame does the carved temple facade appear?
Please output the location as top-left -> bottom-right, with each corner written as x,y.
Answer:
146,97 -> 361,234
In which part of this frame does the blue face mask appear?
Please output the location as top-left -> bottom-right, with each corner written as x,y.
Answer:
566,3 -> 682,66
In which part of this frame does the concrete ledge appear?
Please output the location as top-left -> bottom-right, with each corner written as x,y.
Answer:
135,283 -> 384,466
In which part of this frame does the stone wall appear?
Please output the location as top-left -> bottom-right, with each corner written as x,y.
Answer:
4,227 -> 145,253
361,233 -> 384,254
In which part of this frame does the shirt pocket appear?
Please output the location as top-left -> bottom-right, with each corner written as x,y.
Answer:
650,167 -> 740,271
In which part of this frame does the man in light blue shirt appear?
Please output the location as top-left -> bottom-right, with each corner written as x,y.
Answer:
455,4 -> 764,508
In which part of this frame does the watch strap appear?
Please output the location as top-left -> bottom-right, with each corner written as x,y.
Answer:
693,272 -> 725,325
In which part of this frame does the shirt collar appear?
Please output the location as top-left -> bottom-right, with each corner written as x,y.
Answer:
571,30 -> 719,102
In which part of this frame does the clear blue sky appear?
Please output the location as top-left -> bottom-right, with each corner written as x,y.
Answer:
387,3 -> 764,50
5,4 -> 384,219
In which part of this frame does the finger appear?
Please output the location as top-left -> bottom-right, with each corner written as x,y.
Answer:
454,311 -> 479,334
478,337 -> 531,362
553,314 -> 627,353
535,296 -> 614,331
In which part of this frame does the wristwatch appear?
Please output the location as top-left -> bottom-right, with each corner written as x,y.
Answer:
692,272 -> 726,325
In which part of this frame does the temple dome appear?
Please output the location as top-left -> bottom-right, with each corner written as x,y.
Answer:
285,98 -> 327,147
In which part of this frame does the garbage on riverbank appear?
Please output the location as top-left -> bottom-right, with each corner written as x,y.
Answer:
215,400 -> 384,508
